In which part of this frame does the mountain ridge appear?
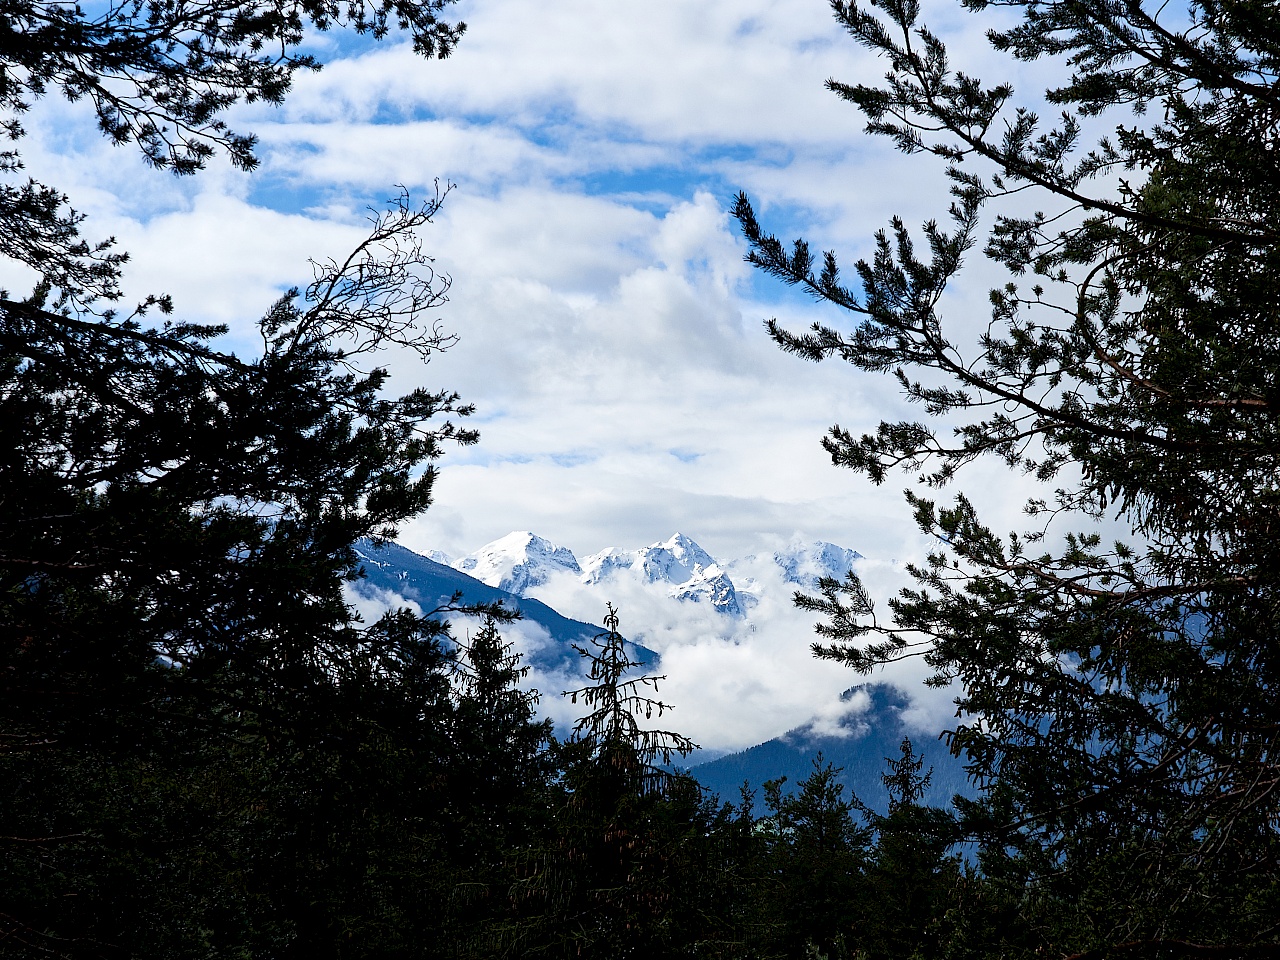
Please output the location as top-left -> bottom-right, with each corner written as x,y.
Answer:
351,536 -> 964,816
689,684 -> 971,813
352,539 -> 656,673
439,530 -> 865,621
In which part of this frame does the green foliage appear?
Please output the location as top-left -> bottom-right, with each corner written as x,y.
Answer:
860,739 -> 960,960
735,741 -> 964,960
454,617 -> 557,851
2,0 -> 463,174
29,0 -> 1280,950
563,603 -> 698,782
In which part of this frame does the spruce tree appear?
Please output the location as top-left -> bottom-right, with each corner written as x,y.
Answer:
757,759 -> 870,959
453,616 -> 556,851
515,606 -> 719,959
860,739 -> 959,960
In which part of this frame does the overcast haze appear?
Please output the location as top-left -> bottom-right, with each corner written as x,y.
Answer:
14,0 -> 1072,749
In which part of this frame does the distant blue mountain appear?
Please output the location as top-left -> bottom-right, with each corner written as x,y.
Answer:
353,542 -> 971,816
352,539 -> 658,673
690,684 -> 974,815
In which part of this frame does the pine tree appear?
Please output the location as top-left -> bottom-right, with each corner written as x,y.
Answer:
735,0 -> 1280,950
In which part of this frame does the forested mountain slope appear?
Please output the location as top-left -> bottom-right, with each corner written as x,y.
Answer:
354,539 -> 660,672
691,684 -> 970,812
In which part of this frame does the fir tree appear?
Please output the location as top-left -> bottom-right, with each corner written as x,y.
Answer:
454,616 -> 555,844
758,759 -> 870,959
860,739 -> 959,960
515,605 -> 717,959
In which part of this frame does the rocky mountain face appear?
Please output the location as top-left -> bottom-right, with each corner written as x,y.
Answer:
584,532 -> 744,615
433,531 -> 864,621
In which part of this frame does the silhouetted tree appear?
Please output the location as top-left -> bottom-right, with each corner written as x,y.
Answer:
859,739 -> 960,960
0,189 -> 485,955
757,758 -> 870,959
509,606 -> 726,959
737,0 -> 1280,949
0,0 -> 463,310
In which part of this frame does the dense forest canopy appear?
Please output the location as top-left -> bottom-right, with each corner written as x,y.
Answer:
3,0 -> 1280,956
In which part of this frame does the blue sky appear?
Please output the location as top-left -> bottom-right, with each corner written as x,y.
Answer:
9,0 -> 1071,747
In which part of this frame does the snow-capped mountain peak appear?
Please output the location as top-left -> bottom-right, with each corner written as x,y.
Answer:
637,532 -> 717,585
438,531 -> 861,620
580,546 -> 634,585
454,531 -> 581,595
584,532 -> 744,616
772,540 -> 864,590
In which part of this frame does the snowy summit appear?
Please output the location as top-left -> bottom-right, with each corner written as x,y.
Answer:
584,532 -> 744,617
438,530 -> 863,624
770,541 -> 865,590
454,531 -> 583,595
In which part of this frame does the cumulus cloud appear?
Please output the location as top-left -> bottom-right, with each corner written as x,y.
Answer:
512,549 -> 952,753
17,0 -> 1090,752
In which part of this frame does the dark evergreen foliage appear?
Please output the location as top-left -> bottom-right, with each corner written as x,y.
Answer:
859,739 -> 961,960
507,607 -> 716,959
756,760 -> 871,959
0,188 -> 490,954
736,0 -> 1280,952
0,6 -> 501,947
0,0 -> 463,313
20,0 -> 1280,951
0,0 -> 463,174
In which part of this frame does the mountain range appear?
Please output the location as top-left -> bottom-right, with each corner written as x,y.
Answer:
352,539 -> 657,674
428,530 -> 864,620
352,533 -> 970,812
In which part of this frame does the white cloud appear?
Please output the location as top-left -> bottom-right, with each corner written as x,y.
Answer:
473,548 -> 953,753
265,0 -> 874,144
12,0 -> 1095,753
343,583 -> 425,624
